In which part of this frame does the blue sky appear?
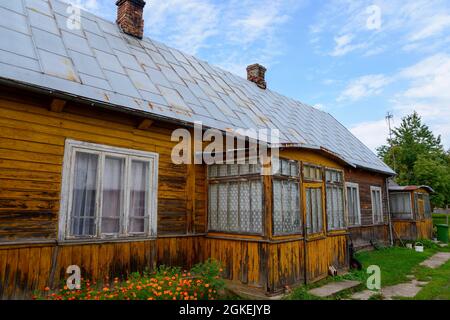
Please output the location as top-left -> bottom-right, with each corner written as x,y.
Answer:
71,0 -> 450,151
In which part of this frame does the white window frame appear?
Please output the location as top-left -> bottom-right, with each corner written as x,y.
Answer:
345,182 -> 361,226
59,139 -> 159,242
370,186 -> 384,224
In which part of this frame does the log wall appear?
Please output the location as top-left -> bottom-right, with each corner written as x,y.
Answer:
345,168 -> 390,249
0,89 -> 351,298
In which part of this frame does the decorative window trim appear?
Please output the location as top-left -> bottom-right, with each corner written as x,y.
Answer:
345,182 -> 361,226
370,186 -> 384,224
58,139 -> 159,242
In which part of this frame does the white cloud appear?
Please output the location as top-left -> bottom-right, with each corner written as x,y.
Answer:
144,0 -> 219,55
407,14 -> 450,42
143,0 -> 301,72
338,74 -> 392,102
313,103 -> 325,110
348,54 -> 450,150
393,53 -> 450,148
330,34 -> 364,57
310,0 -> 450,57
350,119 -> 391,152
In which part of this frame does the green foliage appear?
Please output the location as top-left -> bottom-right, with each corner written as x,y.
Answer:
377,112 -> 450,207
36,260 -> 225,300
190,259 -> 226,292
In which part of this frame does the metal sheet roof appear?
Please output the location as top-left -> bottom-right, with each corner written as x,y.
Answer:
0,0 -> 395,175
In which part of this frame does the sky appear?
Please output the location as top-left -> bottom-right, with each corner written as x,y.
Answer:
69,0 -> 450,152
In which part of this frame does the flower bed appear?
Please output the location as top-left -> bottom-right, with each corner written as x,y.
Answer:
36,259 -> 225,300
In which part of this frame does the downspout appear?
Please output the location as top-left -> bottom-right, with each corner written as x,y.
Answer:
385,177 -> 394,246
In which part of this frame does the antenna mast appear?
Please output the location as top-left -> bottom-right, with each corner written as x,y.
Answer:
386,112 -> 396,171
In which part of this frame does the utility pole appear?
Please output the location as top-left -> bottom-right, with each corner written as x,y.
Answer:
386,112 -> 396,171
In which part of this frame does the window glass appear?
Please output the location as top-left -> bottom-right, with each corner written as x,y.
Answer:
371,187 -> 383,224
325,169 -> 345,231
303,164 -> 322,181
346,184 -> 361,226
208,163 -> 263,234
71,152 -> 98,237
101,156 -> 124,234
306,187 -> 323,235
129,160 -> 149,234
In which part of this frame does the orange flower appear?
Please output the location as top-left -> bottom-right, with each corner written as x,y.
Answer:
44,287 -> 50,291
103,287 -> 109,292
204,284 -> 210,288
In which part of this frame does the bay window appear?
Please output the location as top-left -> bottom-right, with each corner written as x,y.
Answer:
60,140 -> 158,241
208,163 -> 263,234
273,159 -> 302,235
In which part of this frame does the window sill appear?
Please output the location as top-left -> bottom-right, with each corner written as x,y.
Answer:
271,234 -> 304,241
326,230 -> 348,236
305,234 -> 326,241
58,236 -> 157,245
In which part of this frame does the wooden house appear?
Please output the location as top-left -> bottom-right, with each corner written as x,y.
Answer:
0,0 -> 395,298
389,183 -> 434,242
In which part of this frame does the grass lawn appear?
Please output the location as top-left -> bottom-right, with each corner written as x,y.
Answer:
414,259 -> 450,300
287,242 -> 450,300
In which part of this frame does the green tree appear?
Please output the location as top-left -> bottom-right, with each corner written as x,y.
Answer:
377,112 -> 449,207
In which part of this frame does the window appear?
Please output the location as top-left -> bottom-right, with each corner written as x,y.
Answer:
303,164 -> 322,182
423,194 -> 432,218
370,186 -> 384,224
325,169 -> 345,231
59,140 -> 158,241
208,163 -> 263,234
305,187 -> 323,235
390,193 -> 412,219
273,159 -> 302,235
346,182 -> 361,226
414,193 -> 432,219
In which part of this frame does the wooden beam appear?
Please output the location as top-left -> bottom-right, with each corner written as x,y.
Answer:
137,118 -> 154,130
49,99 -> 66,112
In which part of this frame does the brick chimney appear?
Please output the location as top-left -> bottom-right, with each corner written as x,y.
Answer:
116,0 -> 146,39
247,64 -> 267,89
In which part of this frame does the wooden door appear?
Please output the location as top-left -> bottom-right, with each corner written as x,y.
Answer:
302,182 -> 328,282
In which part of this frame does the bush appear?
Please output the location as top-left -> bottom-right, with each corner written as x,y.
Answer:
36,260 -> 225,301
